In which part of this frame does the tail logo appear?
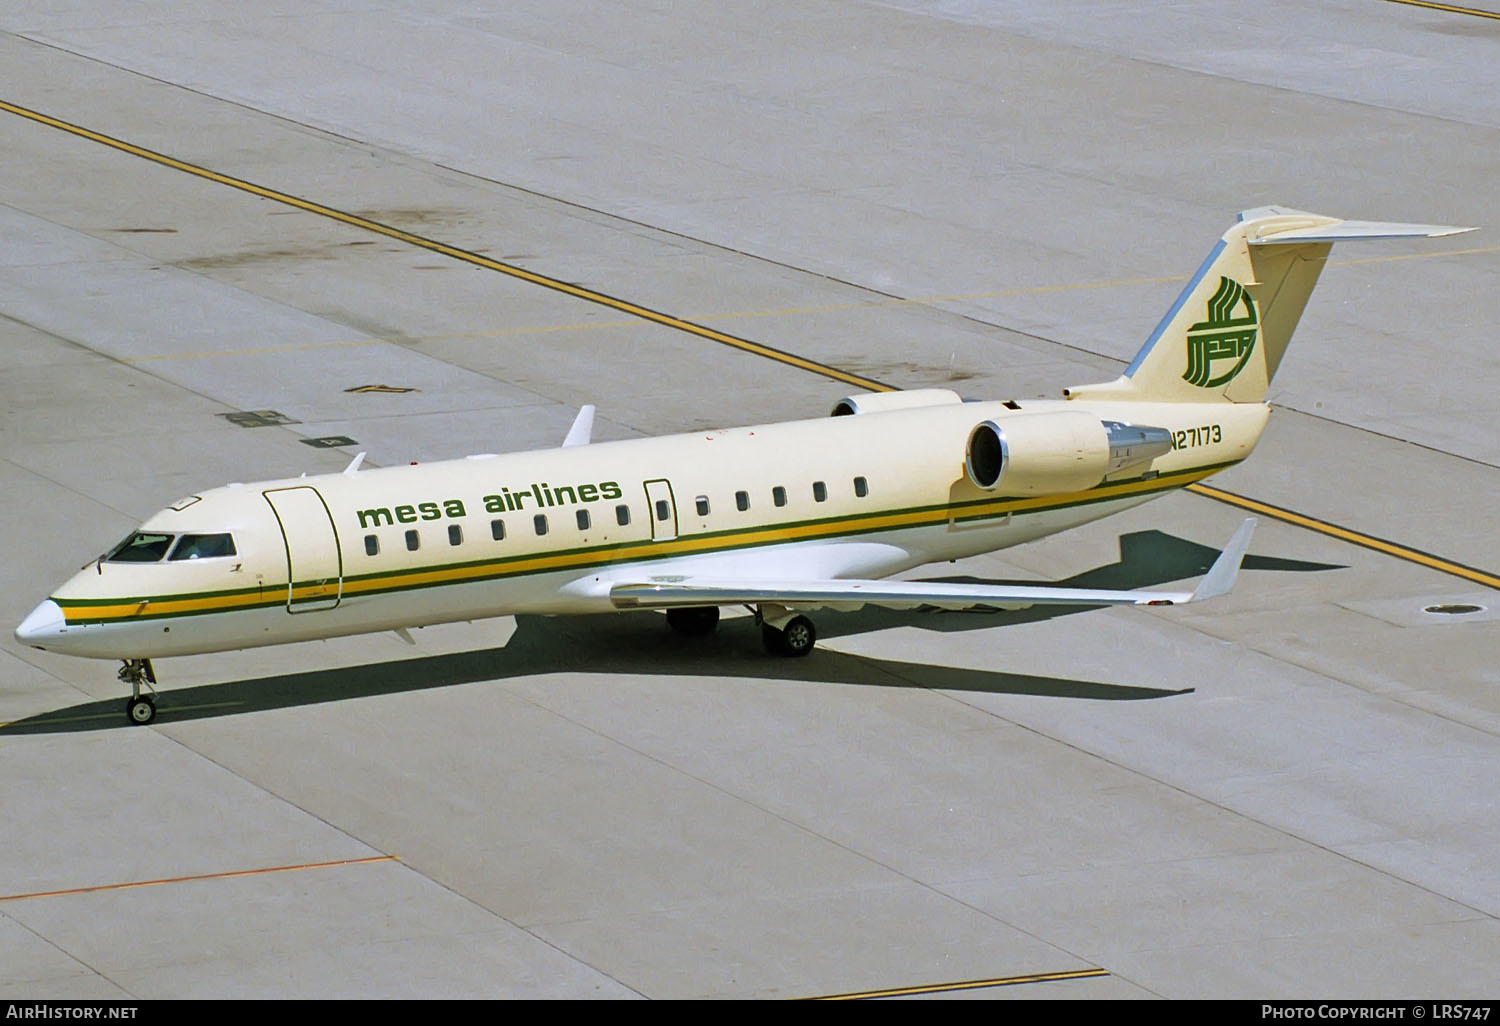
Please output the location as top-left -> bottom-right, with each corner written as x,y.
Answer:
1183,276 -> 1258,388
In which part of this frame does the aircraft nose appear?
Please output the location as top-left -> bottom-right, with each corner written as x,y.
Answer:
15,600 -> 65,648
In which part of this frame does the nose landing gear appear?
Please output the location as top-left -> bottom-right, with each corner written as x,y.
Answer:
118,659 -> 158,725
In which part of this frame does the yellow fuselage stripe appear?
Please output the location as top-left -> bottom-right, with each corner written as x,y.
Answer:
59,467 -> 1219,622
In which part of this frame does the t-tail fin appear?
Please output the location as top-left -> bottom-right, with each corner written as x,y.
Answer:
1064,208 -> 1473,404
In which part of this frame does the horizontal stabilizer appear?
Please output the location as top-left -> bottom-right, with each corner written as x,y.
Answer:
611,519 -> 1256,613
1248,218 -> 1475,245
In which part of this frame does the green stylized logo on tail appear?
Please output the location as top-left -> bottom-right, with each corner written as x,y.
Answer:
1183,276 -> 1258,388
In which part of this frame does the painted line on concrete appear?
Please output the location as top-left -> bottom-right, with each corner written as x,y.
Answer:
108,244 -> 1500,363
0,855 -> 399,903
1381,0 -> 1500,20
1188,483 -> 1500,589
4,99 -> 1495,591
812,966 -> 1110,999
0,98 -> 888,392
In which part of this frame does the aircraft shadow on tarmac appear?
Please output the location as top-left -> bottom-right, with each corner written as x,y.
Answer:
3,531 -> 1341,734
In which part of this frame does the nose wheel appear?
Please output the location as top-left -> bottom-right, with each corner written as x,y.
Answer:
118,659 -> 158,726
126,696 -> 156,725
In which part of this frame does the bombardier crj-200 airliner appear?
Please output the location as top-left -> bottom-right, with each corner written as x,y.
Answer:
15,208 -> 1472,724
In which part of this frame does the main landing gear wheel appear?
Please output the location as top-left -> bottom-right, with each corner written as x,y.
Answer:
117,658 -> 158,726
762,615 -> 816,657
666,605 -> 721,637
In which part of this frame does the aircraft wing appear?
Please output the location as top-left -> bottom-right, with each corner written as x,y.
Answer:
611,519 -> 1256,613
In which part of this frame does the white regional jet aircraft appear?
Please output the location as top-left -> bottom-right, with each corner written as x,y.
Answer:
15,208 -> 1472,724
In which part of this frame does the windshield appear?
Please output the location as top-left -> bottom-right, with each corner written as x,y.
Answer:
169,534 -> 236,560
105,533 -> 175,563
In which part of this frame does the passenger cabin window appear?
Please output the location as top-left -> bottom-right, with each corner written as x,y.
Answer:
106,533 -> 174,563
735,490 -> 750,512
854,476 -> 869,498
696,496 -> 710,516
364,535 -> 379,557
773,486 -> 787,508
405,530 -> 420,552
491,519 -> 506,541
168,534 -> 236,560
448,524 -> 463,546
616,504 -> 630,526
534,514 -> 549,536
813,481 -> 827,502
576,509 -> 590,531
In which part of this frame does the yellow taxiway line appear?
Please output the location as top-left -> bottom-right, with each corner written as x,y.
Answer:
109,239 -> 1500,362
1381,0 -> 1500,20
812,966 -> 1111,999
0,99 -> 886,392
1188,483 -> 1500,590
2,99 -> 1495,591
0,856 -> 399,903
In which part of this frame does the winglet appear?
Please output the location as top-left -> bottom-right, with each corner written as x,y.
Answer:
1189,518 -> 1256,602
562,405 -> 595,447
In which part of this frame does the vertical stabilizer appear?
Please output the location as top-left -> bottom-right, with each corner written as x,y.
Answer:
1065,208 -> 1472,404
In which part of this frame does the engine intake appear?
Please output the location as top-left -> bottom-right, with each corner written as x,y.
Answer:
965,413 -> 1171,495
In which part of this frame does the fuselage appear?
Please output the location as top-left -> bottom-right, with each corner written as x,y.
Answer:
15,396 -> 1269,660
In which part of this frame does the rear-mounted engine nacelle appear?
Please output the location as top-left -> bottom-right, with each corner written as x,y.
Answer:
964,414 -> 1172,495
1101,421 -> 1174,475
831,388 -> 963,416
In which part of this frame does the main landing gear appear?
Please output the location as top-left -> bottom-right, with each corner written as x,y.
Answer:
118,658 -> 158,725
760,614 -> 816,658
663,604 -> 817,657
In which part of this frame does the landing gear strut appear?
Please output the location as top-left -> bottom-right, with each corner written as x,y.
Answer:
118,659 -> 158,725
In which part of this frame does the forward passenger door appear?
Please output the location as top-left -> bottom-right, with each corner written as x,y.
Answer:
263,486 -> 343,612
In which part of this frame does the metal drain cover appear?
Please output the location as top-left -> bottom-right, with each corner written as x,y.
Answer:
1339,593 -> 1498,627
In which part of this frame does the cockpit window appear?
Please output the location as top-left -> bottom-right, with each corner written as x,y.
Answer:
106,533 -> 175,563
169,534 -> 237,560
